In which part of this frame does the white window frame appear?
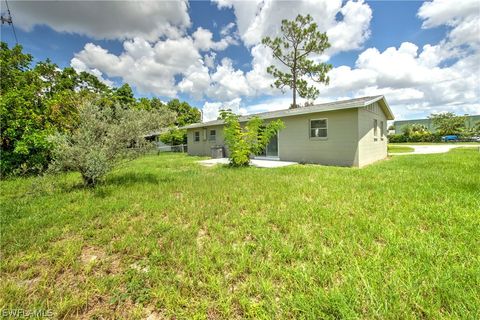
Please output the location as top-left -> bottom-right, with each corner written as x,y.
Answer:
194,131 -> 200,142
309,118 -> 328,140
208,129 -> 216,142
380,120 -> 384,140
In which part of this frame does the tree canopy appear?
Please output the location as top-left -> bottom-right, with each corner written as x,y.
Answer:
0,42 -> 199,176
262,14 -> 332,108
429,112 -> 467,135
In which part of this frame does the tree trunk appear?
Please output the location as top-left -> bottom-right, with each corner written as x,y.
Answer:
291,45 -> 298,109
292,85 -> 296,109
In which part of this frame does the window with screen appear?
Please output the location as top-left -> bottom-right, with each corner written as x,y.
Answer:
310,119 -> 328,138
194,131 -> 200,142
208,129 -> 216,141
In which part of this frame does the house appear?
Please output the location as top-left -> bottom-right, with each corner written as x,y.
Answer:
181,95 -> 394,167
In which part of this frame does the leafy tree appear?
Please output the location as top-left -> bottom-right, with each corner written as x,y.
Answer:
159,128 -> 187,145
48,99 -> 174,186
114,83 -> 136,106
429,112 -> 467,135
1,42 -> 110,175
1,43 -> 53,175
166,99 -> 201,127
220,110 -> 285,167
402,124 -> 428,136
77,71 -> 110,94
157,99 -> 201,145
262,14 -> 332,108
474,121 -> 480,135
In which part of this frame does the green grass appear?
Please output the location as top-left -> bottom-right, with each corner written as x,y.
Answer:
1,149 -> 479,319
388,145 -> 414,153
389,142 -> 480,145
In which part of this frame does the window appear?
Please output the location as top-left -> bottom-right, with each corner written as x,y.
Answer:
373,119 -> 378,140
208,129 -> 216,141
380,121 -> 384,139
194,131 -> 200,142
310,119 -> 328,138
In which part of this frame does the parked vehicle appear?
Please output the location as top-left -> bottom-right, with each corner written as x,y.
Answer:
441,135 -> 458,142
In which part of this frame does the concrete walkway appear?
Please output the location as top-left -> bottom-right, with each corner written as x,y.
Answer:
198,158 -> 298,168
392,144 -> 479,155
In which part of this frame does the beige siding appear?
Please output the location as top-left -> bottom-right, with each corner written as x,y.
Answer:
187,125 -> 225,157
186,104 -> 389,167
357,102 -> 388,167
277,109 -> 359,166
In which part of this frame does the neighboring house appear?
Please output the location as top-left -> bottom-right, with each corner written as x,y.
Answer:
393,115 -> 480,134
181,95 -> 394,167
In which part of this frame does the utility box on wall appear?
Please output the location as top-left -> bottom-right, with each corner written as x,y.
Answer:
210,146 -> 224,158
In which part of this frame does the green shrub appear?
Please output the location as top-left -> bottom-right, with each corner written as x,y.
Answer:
220,110 -> 285,167
48,100 -> 174,186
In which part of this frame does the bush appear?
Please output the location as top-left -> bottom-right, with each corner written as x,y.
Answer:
48,100 -> 174,186
388,132 -> 442,143
220,110 -> 285,167
387,134 -> 407,143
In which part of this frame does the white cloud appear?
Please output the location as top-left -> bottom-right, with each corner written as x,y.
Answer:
418,0 -> 480,48
215,0 -> 372,55
72,37 -> 202,97
65,0 -> 479,121
71,27 -> 239,98
220,22 -> 236,36
201,98 -> 245,121
193,27 -> 238,51
208,58 -> 252,100
204,52 -> 217,69
70,58 -> 114,87
326,0 -> 372,54
10,1 -> 190,41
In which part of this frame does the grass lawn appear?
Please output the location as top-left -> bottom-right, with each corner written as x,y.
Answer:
389,142 -> 480,145
1,149 -> 479,319
388,145 -> 414,153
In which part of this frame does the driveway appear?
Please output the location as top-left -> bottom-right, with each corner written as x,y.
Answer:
392,144 -> 479,155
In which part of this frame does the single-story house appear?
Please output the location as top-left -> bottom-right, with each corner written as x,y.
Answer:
181,95 -> 395,167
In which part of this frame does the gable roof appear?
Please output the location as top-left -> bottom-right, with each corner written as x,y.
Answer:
181,95 -> 394,129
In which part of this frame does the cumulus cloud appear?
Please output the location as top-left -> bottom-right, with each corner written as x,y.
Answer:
70,58 -> 114,87
193,27 -> 238,51
215,0 -> 372,55
201,98 -> 246,121
316,42 -> 480,119
71,27 -> 239,98
10,1 -> 190,41
65,0 -> 478,120
418,0 -> 480,48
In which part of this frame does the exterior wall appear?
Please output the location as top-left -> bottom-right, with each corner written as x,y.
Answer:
357,102 -> 388,167
186,105 -> 390,167
187,125 -> 226,157
276,109 -> 359,166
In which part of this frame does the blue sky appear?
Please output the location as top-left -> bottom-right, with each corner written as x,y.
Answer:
1,0 -> 479,120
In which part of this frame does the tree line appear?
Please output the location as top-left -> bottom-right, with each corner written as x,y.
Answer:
0,42 -> 200,176
388,113 -> 480,143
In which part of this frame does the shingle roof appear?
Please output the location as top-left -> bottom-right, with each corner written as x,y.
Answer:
181,95 -> 394,129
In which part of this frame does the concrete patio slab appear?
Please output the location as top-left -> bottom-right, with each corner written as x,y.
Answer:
198,158 -> 298,168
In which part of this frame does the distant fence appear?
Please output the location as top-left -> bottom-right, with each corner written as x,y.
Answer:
157,144 -> 187,153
